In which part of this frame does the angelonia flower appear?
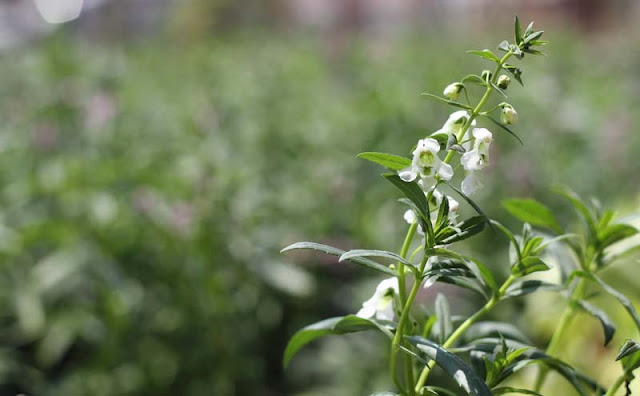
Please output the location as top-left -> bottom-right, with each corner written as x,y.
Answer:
434,110 -> 475,137
501,104 -> 518,125
356,277 -> 399,321
398,138 -> 453,191
460,128 -> 493,196
443,82 -> 463,101
497,75 -> 511,90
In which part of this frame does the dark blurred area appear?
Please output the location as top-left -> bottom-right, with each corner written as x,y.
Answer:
0,1 -> 638,395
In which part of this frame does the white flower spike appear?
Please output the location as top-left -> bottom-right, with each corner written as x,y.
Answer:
398,138 -> 454,190
356,277 -> 399,321
460,128 -> 493,196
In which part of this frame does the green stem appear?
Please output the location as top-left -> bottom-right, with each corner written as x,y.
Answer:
533,278 -> 588,392
390,254 -> 430,395
397,222 -> 418,392
604,373 -> 627,396
414,276 -> 516,393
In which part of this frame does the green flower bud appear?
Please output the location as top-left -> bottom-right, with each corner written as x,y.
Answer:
497,75 -> 511,89
501,104 -> 518,125
443,82 -> 463,101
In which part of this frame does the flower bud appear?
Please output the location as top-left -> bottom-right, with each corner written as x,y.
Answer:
497,75 -> 511,89
443,82 -> 463,101
501,104 -> 518,125
481,70 -> 492,82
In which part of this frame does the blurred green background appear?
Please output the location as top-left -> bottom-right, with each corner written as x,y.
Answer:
0,0 -> 639,395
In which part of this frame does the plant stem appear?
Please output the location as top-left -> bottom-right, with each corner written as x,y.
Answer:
390,254 -> 430,395
414,276 -> 516,393
604,373 -> 626,396
533,277 -> 587,392
398,222 -> 418,391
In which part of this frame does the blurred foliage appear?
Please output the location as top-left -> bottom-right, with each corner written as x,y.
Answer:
0,26 -> 637,395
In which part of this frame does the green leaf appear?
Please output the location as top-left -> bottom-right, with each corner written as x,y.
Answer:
574,299 -> 615,346
598,223 -> 638,249
371,393 -> 400,396
435,294 -> 452,344
464,338 -> 605,396
421,386 -> 459,396
616,339 -> 640,361
502,199 -> 563,233
489,82 -> 508,98
443,181 -> 494,231
552,185 -> 598,242
404,336 -> 493,396
574,271 -> 640,332
384,174 -> 428,219
524,31 -> 544,45
503,64 -> 523,86
462,74 -> 487,86
340,249 -> 415,270
421,93 -> 473,110
464,321 -> 532,344
425,248 -> 498,293
512,256 -> 551,277
493,387 -> 542,396
467,49 -> 501,63
490,220 -> 522,264
437,216 -> 487,244
357,152 -> 412,171
479,114 -> 523,145
523,21 -> 535,38
283,315 -> 394,368
281,242 -> 395,276
503,280 -> 563,299
514,15 -> 523,44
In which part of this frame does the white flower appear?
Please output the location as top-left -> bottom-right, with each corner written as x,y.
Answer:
460,128 -> 492,196
501,104 -> 518,125
356,277 -> 399,321
398,138 -> 454,189
443,82 -> 463,101
434,110 -> 475,137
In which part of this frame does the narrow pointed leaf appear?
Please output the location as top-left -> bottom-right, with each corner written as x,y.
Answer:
283,315 -> 395,368
467,49 -> 501,63
480,114 -> 524,145
404,336 -> 493,396
503,280 -> 563,299
340,249 -> 415,269
574,299 -> 615,346
421,93 -> 473,110
502,198 -> 563,233
616,339 -> 640,361
357,152 -> 412,171
281,242 -> 395,276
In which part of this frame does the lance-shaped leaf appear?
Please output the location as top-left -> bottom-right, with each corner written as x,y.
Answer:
573,271 -> 640,332
616,339 -> 640,361
511,256 -> 551,277
340,249 -> 416,270
480,114 -> 524,145
281,242 -> 395,276
464,321 -> 533,344
404,336 -> 493,396
467,49 -> 501,63
426,248 -> 498,293
421,93 -> 472,110
437,216 -> 487,245
574,299 -> 615,346
502,199 -> 562,234
598,223 -> 638,249
357,152 -> 412,171
503,280 -> 563,299
435,294 -> 453,344
462,338 -> 606,396
552,185 -> 597,243
384,174 -> 429,220
283,315 -> 395,368
492,387 -> 542,395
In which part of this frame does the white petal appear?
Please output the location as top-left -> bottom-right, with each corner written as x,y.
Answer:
472,128 -> 493,142
423,138 -> 441,154
437,162 -> 454,180
447,197 -> 459,212
399,166 -> 418,182
377,277 -> 399,294
420,176 -> 437,191
460,150 -> 482,171
356,303 -> 376,319
461,172 -> 483,196
404,209 -> 416,225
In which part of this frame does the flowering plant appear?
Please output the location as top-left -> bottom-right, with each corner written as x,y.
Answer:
282,17 -> 640,396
